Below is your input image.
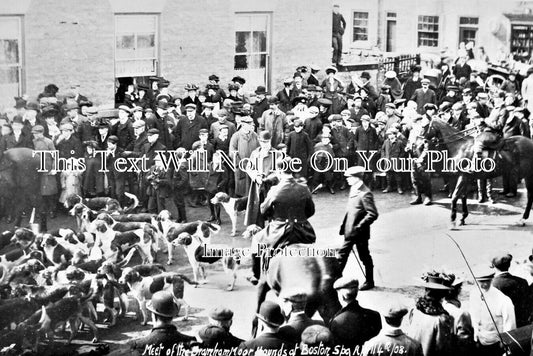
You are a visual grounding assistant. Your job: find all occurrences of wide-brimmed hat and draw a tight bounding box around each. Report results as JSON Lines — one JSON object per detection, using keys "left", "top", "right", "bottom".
{"left": 419, "top": 272, "right": 454, "bottom": 290}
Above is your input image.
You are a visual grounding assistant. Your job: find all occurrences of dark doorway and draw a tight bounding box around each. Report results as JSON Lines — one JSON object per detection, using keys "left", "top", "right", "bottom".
{"left": 387, "top": 20, "right": 397, "bottom": 52}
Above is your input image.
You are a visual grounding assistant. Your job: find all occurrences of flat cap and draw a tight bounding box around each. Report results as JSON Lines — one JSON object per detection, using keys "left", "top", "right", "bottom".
{"left": 31, "top": 125, "right": 45, "bottom": 134}
{"left": 361, "top": 114, "right": 371, "bottom": 122}
{"left": 385, "top": 103, "right": 396, "bottom": 109}
{"left": 328, "top": 114, "right": 342, "bottom": 122}
{"left": 147, "top": 128, "right": 160, "bottom": 135}
{"left": 333, "top": 277, "right": 359, "bottom": 290}
{"left": 325, "top": 66, "right": 337, "bottom": 75}
{"left": 473, "top": 265, "right": 495, "bottom": 280}
{"left": 198, "top": 325, "right": 227, "bottom": 345}
{"left": 199, "top": 128, "right": 209, "bottom": 135}
{"left": 385, "top": 70, "right": 397, "bottom": 79}
{"left": 118, "top": 105, "right": 131, "bottom": 113}
{"left": 317, "top": 98, "right": 332, "bottom": 106}
{"left": 202, "top": 102, "right": 215, "bottom": 108}
{"left": 185, "top": 103, "right": 197, "bottom": 110}
{"left": 108, "top": 135, "right": 119, "bottom": 144}
{"left": 209, "top": 306, "right": 234, "bottom": 321}
{"left": 132, "top": 120, "right": 145, "bottom": 128}
{"left": 240, "top": 116, "right": 253, "bottom": 123}
{"left": 60, "top": 122, "right": 74, "bottom": 131}
{"left": 383, "top": 302, "right": 409, "bottom": 319}
{"left": 300, "top": 325, "right": 334, "bottom": 346}
{"left": 421, "top": 78, "right": 431, "bottom": 84}
{"left": 85, "top": 106, "right": 98, "bottom": 115}
{"left": 340, "top": 109, "right": 351, "bottom": 116}
{"left": 344, "top": 166, "right": 366, "bottom": 177}
{"left": 446, "top": 85, "right": 459, "bottom": 91}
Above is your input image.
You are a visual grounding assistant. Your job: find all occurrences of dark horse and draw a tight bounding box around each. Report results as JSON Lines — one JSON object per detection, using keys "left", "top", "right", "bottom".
{"left": 0, "top": 148, "right": 45, "bottom": 229}
{"left": 245, "top": 226, "right": 341, "bottom": 337}
{"left": 426, "top": 118, "right": 533, "bottom": 227}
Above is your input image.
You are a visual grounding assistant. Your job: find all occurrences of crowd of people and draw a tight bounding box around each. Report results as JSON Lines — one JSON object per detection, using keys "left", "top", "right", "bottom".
{"left": 2, "top": 51, "right": 533, "bottom": 226}
{"left": 2, "top": 47, "right": 533, "bottom": 355}
{"left": 124, "top": 252, "right": 532, "bottom": 356}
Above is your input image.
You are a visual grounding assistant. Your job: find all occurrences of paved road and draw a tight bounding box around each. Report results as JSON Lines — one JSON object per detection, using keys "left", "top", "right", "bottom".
{"left": 2, "top": 179, "right": 532, "bottom": 351}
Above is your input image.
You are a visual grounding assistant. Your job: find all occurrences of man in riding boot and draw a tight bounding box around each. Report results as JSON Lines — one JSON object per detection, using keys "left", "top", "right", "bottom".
{"left": 407, "top": 114, "right": 432, "bottom": 205}
{"left": 338, "top": 166, "right": 379, "bottom": 290}
{"left": 247, "top": 158, "right": 316, "bottom": 285}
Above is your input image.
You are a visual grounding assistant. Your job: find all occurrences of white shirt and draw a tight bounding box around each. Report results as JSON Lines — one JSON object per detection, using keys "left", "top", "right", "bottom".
{"left": 468, "top": 286, "right": 516, "bottom": 345}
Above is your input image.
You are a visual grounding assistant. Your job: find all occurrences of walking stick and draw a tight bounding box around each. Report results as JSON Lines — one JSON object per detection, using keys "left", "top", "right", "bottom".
{"left": 351, "top": 249, "right": 366, "bottom": 278}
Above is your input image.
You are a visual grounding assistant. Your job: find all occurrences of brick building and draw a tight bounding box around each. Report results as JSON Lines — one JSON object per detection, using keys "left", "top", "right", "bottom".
{"left": 0, "top": 0, "right": 331, "bottom": 109}
{"left": 335, "top": 0, "right": 533, "bottom": 62}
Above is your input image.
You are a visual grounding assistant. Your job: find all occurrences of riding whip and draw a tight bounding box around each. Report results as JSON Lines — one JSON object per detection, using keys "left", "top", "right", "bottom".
{"left": 444, "top": 233, "right": 510, "bottom": 354}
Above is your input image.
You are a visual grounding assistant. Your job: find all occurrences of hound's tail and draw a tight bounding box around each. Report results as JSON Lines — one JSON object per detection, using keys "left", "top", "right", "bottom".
{"left": 122, "top": 192, "right": 139, "bottom": 213}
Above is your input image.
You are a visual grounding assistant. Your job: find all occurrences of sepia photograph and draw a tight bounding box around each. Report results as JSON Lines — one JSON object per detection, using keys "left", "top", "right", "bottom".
{"left": 0, "top": 0, "right": 532, "bottom": 355}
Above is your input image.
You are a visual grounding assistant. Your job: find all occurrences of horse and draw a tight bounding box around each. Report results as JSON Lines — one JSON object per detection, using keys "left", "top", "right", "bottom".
{"left": 0, "top": 148, "right": 44, "bottom": 228}
{"left": 243, "top": 225, "right": 341, "bottom": 337}
{"left": 426, "top": 118, "right": 533, "bottom": 227}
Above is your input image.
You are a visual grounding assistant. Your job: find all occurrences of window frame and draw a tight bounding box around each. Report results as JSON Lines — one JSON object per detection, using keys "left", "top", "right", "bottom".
{"left": 352, "top": 11, "right": 370, "bottom": 42}
{"left": 417, "top": 15, "right": 440, "bottom": 48}
{"left": 458, "top": 16, "right": 479, "bottom": 46}
{"left": 114, "top": 14, "right": 159, "bottom": 78}
{"left": 0, "top": 15, "right": 24, "bottom": 101}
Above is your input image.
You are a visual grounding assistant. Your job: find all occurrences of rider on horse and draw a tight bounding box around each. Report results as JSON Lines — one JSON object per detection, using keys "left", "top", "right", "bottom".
{"left": 247, "top": 158, "right": 316, "bottom": 284}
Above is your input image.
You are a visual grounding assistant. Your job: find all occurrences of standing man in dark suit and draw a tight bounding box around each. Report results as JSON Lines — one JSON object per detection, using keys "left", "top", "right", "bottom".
{"left": 411, "top": 79, "right": 437, "bottom": 115}
{"left": 338, "top": 166, "right": 379, "bottom": 290}
{"left": 173, "top": 103, "right": 208, "bottom": 150}
{"left": 332, "top": 4, "right": 346, "bottom": 65}
{"left": 491, "top": 253, "right": 531, "bottom": 327}
{"left": 307, "top": 65, "right": 320, "bottom": 86}
{"left": 330, "top": 277, "right": 382, "bottom": 349}
{"left": 276, "top": 78, "right": 293, "bottom": 113}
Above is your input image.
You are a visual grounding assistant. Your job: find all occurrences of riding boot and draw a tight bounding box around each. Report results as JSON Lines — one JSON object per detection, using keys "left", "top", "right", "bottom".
{"left": 177, "top": 206, "right": 187, "bottom": 223}
{"left": 359, "top": 265, "right": 375, "bottom": 290}
{"left": 246, "top": 253, "right": 260, "bottom": 285}
{"left": 207, "top": 202, "right": 216, "bottom": 222}
{"left": 410, "top": 187, "right": 422, "bottom": 205}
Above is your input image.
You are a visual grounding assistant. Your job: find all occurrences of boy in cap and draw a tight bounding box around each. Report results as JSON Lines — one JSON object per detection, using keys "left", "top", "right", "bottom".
{"left": 128, "top": 291, "right": 195, "bottom": 355}
{"left": 198, "top": 306, "right": 243, "bottom": 349}
{"left": 362, "top": 302, "right": 423, "bottom": 356}
{"left": 330, "top": 277, "right": 382, "bottom": 348}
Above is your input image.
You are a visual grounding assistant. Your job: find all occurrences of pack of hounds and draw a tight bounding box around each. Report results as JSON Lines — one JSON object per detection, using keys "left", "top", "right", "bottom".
{"left": 0, "top": 192, "right": 254, "bottom": 352}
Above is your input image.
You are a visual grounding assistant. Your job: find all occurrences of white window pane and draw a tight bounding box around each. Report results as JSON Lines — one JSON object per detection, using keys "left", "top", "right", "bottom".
{"left": 0, "top": 18, "right": 19, "bottom": 39}
{"left": 249, "top": 15, "right": 267, "bottom": 32}
{"left": 116, "top": 16, "right": 156, "bottom": 33}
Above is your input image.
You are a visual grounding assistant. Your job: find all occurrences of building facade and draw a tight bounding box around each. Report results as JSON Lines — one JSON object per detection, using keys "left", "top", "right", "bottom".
{"left": 336, "top": 0, "right": 533, "bottom": 62}
{"left": 0, "top": 0, "right": 331, "bottom": 108}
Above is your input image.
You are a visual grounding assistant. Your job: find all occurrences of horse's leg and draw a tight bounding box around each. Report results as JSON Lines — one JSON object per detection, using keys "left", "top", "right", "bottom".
{"left": 518, "top": 177, "right": 533, "bottom": 226}
{"left": 460, "top": 177, "right": 469, "bottom": 226}
{"left": 252, "top": 279, "right": 270, "bottom": 338}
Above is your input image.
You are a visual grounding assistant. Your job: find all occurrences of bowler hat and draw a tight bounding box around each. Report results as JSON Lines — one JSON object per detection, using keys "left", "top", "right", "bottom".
{"left": 291, "top": 96, "right": 307, "bottom": 106}
{"left": 360, "top": 71, "right": 371, "bottom": 80}
{"left": 209, "top": 306, "right": 234, "bottom": 321}
{"left": 42, "top": 106, "right": 58, "bottom": 118}
{"left": 333, "top": 277, "right": 359, "bottom": 290}
{"left": 424, "top": 103, "right": 437, "bottom": 111}
{"left": 146, "top": 291, "right": 180, "bottom": 318}
{"left": 12, "top": 116, "right": 24, "bottom": 125}
{"left": 208, "top": 74, "right": 220, "bottom": 82}
{"left": 147, "top": 128, "right": 160, "bottom": 135}
{"left": 411, "top": 64, "right": 422, "bottom": 73}
{"left": 228, "top": 84, "right": 240, "bottom": 91}
{"left": 255, "top": 86, "right": 267, "bottom": 95}
{"left": 257, "top": 301, "right": 284, "bottom": 327}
